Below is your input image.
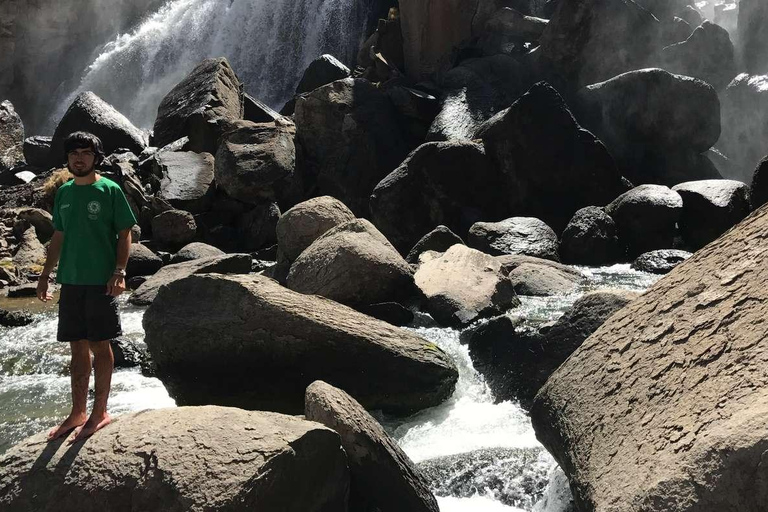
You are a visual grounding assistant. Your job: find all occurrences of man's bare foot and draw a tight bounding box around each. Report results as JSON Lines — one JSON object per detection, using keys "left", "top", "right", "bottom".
{"left": 47, "top": 412, "right": 87, "bottom": 441}
{"left": 68, "top": 413, "right": 111, "bottom": 444}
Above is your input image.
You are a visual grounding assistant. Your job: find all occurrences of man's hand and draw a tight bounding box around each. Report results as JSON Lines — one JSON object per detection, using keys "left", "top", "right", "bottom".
{"left": 106, "top": 274, "right": 126, "bottom": 297}
{"left": 36, "top": 276, "right": 52, "bottom": 302}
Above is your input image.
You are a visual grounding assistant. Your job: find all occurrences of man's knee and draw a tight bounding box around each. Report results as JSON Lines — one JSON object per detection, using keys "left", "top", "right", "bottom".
{"left": 89, "top": 340, "right": 114, "bottom": 361}
{"left": 69, "top": 340, "right": 91, "bottom": 372}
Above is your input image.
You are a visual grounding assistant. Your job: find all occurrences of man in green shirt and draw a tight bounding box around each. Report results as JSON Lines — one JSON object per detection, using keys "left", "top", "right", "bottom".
{"left": 36, "top": 131, "right": 137, "bottom": 443}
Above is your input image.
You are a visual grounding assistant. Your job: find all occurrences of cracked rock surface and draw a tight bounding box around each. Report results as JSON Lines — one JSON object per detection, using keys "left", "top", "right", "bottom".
{"left": 531, "top": 204, "right": 768, "bottom": 511}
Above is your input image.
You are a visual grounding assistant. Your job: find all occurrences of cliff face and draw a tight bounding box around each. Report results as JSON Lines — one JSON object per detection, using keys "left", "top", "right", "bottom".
{"left": 0, "top": 0, "right": 166, "bottom": 134}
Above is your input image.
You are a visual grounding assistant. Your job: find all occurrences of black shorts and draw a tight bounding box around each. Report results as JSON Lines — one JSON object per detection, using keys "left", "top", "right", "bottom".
{"left": 57, "top": 284, "right": 123, "bottom": 342}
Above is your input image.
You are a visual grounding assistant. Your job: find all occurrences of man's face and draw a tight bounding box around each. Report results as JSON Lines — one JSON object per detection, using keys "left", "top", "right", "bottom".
{"left": 67, "top": 148, "right": 97, "bottom": 177}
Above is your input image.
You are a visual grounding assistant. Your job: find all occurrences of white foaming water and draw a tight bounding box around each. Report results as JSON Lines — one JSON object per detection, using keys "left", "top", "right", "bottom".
{"left": 438, "top": 495, "right": 527, "bottom": 512}
{"left": 52, "top": 0, "right": 377, "bottom": 131}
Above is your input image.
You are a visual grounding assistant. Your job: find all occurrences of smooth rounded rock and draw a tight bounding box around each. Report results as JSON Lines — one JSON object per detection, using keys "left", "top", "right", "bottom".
{"left": 631, "top": 249, "right": 692, "bottom": 274}
{"left": 276, "top": 196, "right": 355, "bottom": 262}
{"left": 559, "top": 206, "right": 622, "bottom": 265}
{"left": 468, "top": 217, "right": 559, "bottom": 261}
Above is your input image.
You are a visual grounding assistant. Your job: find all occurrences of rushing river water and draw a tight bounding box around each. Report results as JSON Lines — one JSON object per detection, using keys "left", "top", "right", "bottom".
{"left": 0, "top": 264, "right": 659, "bottom": 511}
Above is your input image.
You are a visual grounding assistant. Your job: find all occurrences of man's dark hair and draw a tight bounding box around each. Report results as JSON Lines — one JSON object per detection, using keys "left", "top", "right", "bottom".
{"left": 63, "top": 131, "right": 105, "bottom": 164}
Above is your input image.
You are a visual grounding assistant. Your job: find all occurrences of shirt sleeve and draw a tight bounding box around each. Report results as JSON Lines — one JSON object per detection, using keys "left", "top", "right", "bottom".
{"left": 113, "top": 185, "right": 138, "bottom": 232}
{"left": 52, "top": 187, "right": 64, "bottom": 232}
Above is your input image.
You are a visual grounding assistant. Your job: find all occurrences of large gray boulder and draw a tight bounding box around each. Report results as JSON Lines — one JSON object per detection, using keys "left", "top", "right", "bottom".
{"left": 152, "top": 58, "right": 244, "bottom": 153}
{"left": 559, "top": 206, "right": 622, "bottom": 265}
{"left": 150, "top": 209, "right": 197, "bottom": 248}
{"left": 631, "top": 249, "right": 692, "bottom": 274}
{"left": 467, "top": 217, "right": 559, "bottom": 261}
{"left": 476, "top": 82, "right": 627, "bottom": 233}
{"left": 296, "top": 54, "right": 351, "bottom": 94}
{"left": 295, "top": 78, "right": 409, "bottom": 216}
{"left": 143, "top": 273, "right": 458, "bottom": 413}
{"left": 22, "top": 136, "right": 51, "bottom": 168}
{"left": 126, "top": 243, "right": 163, "bottom": 278}
{"left": 276, "top": 196, "right": 355, "bottom": 262}
{"left": 154, "top": 151, "right": 215, "bottom": 213}
{"left": 169, "top": 241, "right": 224, "bottom": 264}
{"left": 532, "top": 202, "right": 768, "bottom": 512}
{"left": 214, "top": 120, "right": 296, "bottom": 206}
{"left": 49, "top": 92, "right": 146, "bottom": 168}
{"left": 0, "top": 406, "right": 349, "bottom": 512}
{"left": 14, "top": 207, "right": 53, "bottom": 243}
{"left": 414, "top": 244, "right": 519, "bottom": 327}
{"left": 12, "top": 226, "right": 45, "bottom": 271}
{"left": 606, "top": 185, "right": 683, "bottom": 257}
{"left": 305, "top": 381, "right": 439, "bottom": 512}
{"left": 0, "top": 100, "right": 24, "bottom": 171}
{"left": 128, "top": 253, "right": 251, "bottom": 305}
{"left": 507, "top": 262, "right": 581, "bottom": 296}
{"left": 286, "top": 219, "right": 414, "bottom": 307}
{"left": 672, "top": 179, "right": 751, "bottom": 250}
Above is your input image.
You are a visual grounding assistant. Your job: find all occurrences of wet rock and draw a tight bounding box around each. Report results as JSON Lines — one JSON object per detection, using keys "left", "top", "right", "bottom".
{"left": 370, "top": 140, "right": 504, "bottom": 253}
{"left": 0, "top": 406, "right": 349, "bottom": 512}
{"left": 750, "top": 156, "right": 768, "bottom": 210}
{"left": 468, "top": 217, "right": 559, "bottom": 261}
{"left": 128, "top": 253, "right": 251, "bottom": 306}
{"left": 144, "top": 273, "right": 458, "bottom": 414}
{"left": 126, "top": 243, "right": 163, "bottom": 279}
{"left": 737, "top": 0, "right": 768, "bottom": 75}
{"left": 153, "top": 57, "right": 243, "bottom": 153}
{"left": 286, "top": 219, "right": 414, "bottom": 307}
{"left": 658, "top": 21, "right": 737, "bottom": 91}
{"left": 414, "top": 244, "right": 519, "bottom": 327}
{"left": 276, "top": 196, "right": 355, "bottom": 262}
{"left": 110, "top": 336, "right": 146, "bottom": 368}
{"left": 357, "top": 302, "right": 414, "bottom": 327}
{"left": 559, "top": 206, "right": 622, "bottom": 265}
{"left": 214, "top": 121, "right": 296, "bottom": 206}
{"left": 0, "top": 100, "right": 24, "bottom": 171}
{"left": 154, "top": 151, "right": 215, "bottom": 214}
{"left": 508, "top": 262, "right": 580, "bottom": 296}
{"left": 305, "top": 380, "right": 439, "bottom": 512}
{"left": 296, "top": 54, "right": 351, "bottom": 94}
{"left": 476, "top": 82, "right": 627, "bottom": 233}
{"left": 235, "top": 201, "right": 279, "bottom": 252}
{"left": 49, "top": 92, "right": 146, "bottom": 168}
{"left": 406, "top": 226, "right": 464, "bottom": 264}
{"left": 631, "top": 249, "right": 692, "bottom": 274}
{"left": 295, "top": 78, "right": 408, "bottom": 216}
{"left": 672, "top": 179, "right": 750, "bottom": 250}
{"left": 126, "top": 276, "right": 146, "bottom": 291}
{"left": 606, "top": 185, "right": 683, "bottom": 257}
{"left": 0, "top": 308, "right": 33, "bottom": 327}
{"left": 531, "top": 195, "right": 768, "bottom": 512}
{"left": 150, "top": 209, "right": 197, "bottom": 248}
{"left": 6, "top": 283, "right": 37, "bottom": 298}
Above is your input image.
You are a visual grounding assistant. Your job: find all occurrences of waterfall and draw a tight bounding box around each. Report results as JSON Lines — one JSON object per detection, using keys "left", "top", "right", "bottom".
{"left": 51, "top": 0, "right": 378, "bottom": 132}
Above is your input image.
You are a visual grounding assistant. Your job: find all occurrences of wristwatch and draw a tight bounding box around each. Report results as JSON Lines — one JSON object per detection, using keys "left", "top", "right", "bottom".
{"left": 113, "top": 268, "right": 127, "bottom": 277}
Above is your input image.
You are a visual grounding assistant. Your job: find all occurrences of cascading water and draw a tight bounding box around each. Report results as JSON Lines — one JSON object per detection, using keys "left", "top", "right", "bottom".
{"left": 51, "top": 0, "right": 379, "bottom": 132}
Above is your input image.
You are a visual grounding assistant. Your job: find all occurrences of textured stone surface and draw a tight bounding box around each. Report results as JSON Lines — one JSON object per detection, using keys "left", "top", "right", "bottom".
{"left": 532, "top": 204, "right": 768, "bottom": 512}
{"left": 169, "top": 241, "right": 224, "bottom": 264}
{"left": 150, "top": 209, "right": 197, "bottom": 247}
{"left": 631, "top": 249, "right": 692, "bottom": 275}
{"left": 559, "top": 206, "right": 622, "bottom": 265}
{"left": 751, "top": 156, "right": 768, "bottom": 210}
{"left": 406, "top": 225, "right": 464, "bottom": 264}
{"left": 0, "top": 406, "right": 350, "bottom": 512}
{"left": 126, "top": 243, "right": 163, "bottom": 278}
{"left": 305, "top": 381, "right": 439, "bottom": 512}
{"left": 0, "top": 100, "right": 24, "bottom": 171}
{"left": 468, "top": 217, "right": 559, "bottom": 261}
{"left": 154, "top": 151, "right": 215, "bottom": 213}
{"left": 296, "top": 54, "right": 351, "bottom": 94}
{"left": 507, "top": 262, "right": 581, "bottom": 296}
{"left": 143, "top": 273, "right": 458, "bottom": 413}
{"left": 11, "top": 226, "right": 44, "bottom": 271}
{"left": 276, "top": 196, "right": 355, "bottom": 262}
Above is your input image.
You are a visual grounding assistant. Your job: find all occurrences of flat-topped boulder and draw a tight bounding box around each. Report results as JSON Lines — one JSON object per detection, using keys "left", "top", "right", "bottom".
{"left": 532, "top": 203, "right": 768, "bottom": 511}
{"left": 154, "top": 151, "right": 215, "bottom": 213}
{"left": 0, "top": 406, "right": 349, "bottom": 512}
{"left": 143, "top": 273, "right": 458, "bottom": 414}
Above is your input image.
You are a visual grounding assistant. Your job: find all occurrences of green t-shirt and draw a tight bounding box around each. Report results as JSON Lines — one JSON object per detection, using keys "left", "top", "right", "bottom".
{"left": 52, "top": 177, "right": 137, "bottom": 285}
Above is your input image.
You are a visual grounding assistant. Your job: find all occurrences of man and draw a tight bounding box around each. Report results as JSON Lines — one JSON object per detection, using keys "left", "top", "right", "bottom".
{"left": 36, "top": 131, "right": 137, "bottom": 443}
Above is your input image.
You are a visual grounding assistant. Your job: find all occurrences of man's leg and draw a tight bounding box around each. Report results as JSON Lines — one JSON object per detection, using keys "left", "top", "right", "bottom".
{"left": 70, "top": 340, "right": 113, "bottom": 442}
{"left": 47, "top": 341, "right": 90, "bottom": 440}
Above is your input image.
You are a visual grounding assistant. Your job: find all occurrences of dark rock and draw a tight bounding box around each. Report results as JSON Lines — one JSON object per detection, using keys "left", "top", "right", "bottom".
{"left": 235, "top": 202, "right": 279, "bottom": 252}
{"left": 214, "top": 120, "right": 296, "bottom": 206}
{"left": 631, "top": 249, "right": 692, "bottom": 274}
{"left": 0, "top": 100, "right": 25, "bottom": 171}
{"left": 385, "top": 85, "right": 440, "bottom": 145}
{"left": 560, "top": 206, "right": 622, "bottom": 265}
{"left": 154, "top": 151, "right": 215, "bottom": 213}
{"left": 126, "top": 275, "right": 146, "bottom": 290}
{"left": 606, "top": 185, "right": 683, "bottom": 257}
{"left": 484, "top": 7, "right": 548, "bottom": 42}
{"left": 468, "top": 217, "right": 559, "bottom": 261}
{"left": 0, "top": 308, "right": 33, "bottom": 327}
{"left": 7, "top": 283, "right": 37, "bottom": 298}
{"left": 305, "top": 380, "right": 439, "bottom": 512}
{"left": 129, "top": 253, "right": 252, "bottom": 306}
{"left": 126, "top": 243, "right": 163, "bottom": 278}
{"left": 243, "top": 93, "right": 282, "bottom": 123}
{"left": 152, "top": 58, "right": 244, "bottom": 153}
{"left": 537, "top": 0, "right": 661, "bottom": 86}
{"left": 296, "top": 54, "right": 351, "bottom": 94}
{"left": 150, "top": 209, "right": 197, "bottom": 248}
{"left": 49, "top": 92, "right": 146, "bottom": 168}
{"left": 286, "top": 219, "right": 414, "bottom": 307}
{"left": 406, "top": 226, "right": 464, "bottom": 264}
{"left": 370, "top": 140, "right": 505, "bottom": 254}
{"left": 658, "top": 21, "right": 737, "bottom": 91}
{"left": 358, "top": 302, "right": 414, "bottom": 327}
{"left": 750, "top": 156, "right": 768, "bottom": 210}
{"left": 0, "top": 407, "right": 349, "bottom": 512}
{"left": 14, "top": 208, "right": 53, "bottom": 244}
{"left": 295, "top": 78, "right": 409, "bottom": 216}
{"left": 143, "top": 273, "right": 458, "bottom": 414}
{"left": 276, "top": 196, "right": 355, "bottom": 262}
{"left": 414, "top": 244, "right": 520, "bottom": 327}
{"left": 738, "top": 0, "right": 768, "bottom": 75}
{"left": 672, "top": 179, "right": 751, "bottom": 250}
{"left": 477, "top": 82, "right": 627, "bottom": 233}
{"left": 508, "top": 262, "right": 581, "bottom": 296}
{"left": 110, "top": 336, "right": 146, "bottom": 368}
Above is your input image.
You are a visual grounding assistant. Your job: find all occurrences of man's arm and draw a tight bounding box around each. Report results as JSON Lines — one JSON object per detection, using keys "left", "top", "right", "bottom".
{"left": 106, "top": 228, "right": 131, "bottom": 296}
{"left": 37, "top": 230, "right": 64, "bottom": 302}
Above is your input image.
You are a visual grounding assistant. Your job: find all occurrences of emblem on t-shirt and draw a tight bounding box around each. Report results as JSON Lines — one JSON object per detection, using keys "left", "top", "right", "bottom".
{"left": 87, "top": 201, "right": 102, "bottom": 215}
